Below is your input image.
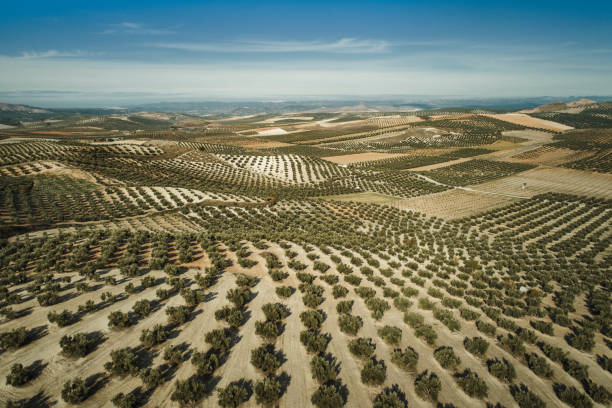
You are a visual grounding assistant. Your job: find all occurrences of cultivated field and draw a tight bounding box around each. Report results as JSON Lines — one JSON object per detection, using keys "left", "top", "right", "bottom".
{"left": 0, "top": 103, "right": 610, "bottom": 408}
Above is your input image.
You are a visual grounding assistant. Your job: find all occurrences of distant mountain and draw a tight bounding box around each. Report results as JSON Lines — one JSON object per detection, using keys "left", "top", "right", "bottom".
{"left": 0, "top": 103, "right": 49, "bottom": 113}
{"left": 519, "top": 98, "right": 598, "bottom": 114}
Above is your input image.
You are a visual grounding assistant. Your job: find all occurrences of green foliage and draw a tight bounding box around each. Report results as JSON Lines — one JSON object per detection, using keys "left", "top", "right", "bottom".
{"left": 348, "top": 337, "right": 376, "bottom": 359}
{"left": 60, "top": 333, "right": 94, "bottom": 357}
{"left": 311, "top": 382, "right": 345, "bottom": 408}
{"left": 487, "top": 358, "right": 517, "bottom": 383}
{"left": 455, "top": 369, "right": 488, "bottom": 399}
{"left": 217, "top": 382, "right": 250, "bottom": 408}
{"left": 171, "top": 376, "right": 207, "bottom": 407}
{"left": 205, "top": 329, "right": 232, "bottom": 353}
{"left": 338, "top": 314, "right": 363, "bottom": 335}
{"left": 391, "top": 347, "right": 419, "bottom": 371}
{"left": 191, "top": 350, "right": 220, "bottom": 376}
{"left": 464, "top": 337, "right": 489, "bottom": 356}
{"left": 104, "top": 348, "right": 139, "bottom": 376}
{"left": 251, "top": 344, "right": 281, "bottom": 374}
{"left": 361, "top": 358, "right": 387, "bottom": 386}
{"left": 300, "top": 330, "right": 329, "bottom": 354}
{"left": 254, "top": 375, "right": 283, "bottom": 405}
{"left": 6, "top": 363, "right": 31, "bottom": 386}
{"left": 433, "top": 347, "right": 461, "bottom": 370}
{"left": 510, "top": 384, "right": 547, "bottom": 408}
{"left": 310, "top": 354, "right": 339, "bottom": 384}
{"left": 61, "top": 377, "right": 89, "bottom": 404}
{"left": 414, "top": 371, "right": 442, "bottom": 401}
{"left": 300, "top": 309, "right": 325, "bottom": 330}
{"left": 336, "top": 300, "right": 353, "bottom": 314}
{"left": 378, "top": 326, "right": 402, "bottom": 345}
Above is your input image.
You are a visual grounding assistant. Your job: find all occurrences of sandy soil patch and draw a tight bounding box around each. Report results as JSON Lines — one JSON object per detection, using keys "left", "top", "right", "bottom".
{"left": 258, "top": 116, "right": 314, "bottom": 124}
{"left": 409, "top": 157, "right": 474, "bottom": 171}
{"left": 395, "top": 189, "right": 518, "bottom": 219}
{"left": 469, "top": 166, "right": 612, "bottom": 199}
{"left": 255, "top": 128, "right": 288, "bottom": 136}
{"left": 322, "top": 152, "right": 409, "bottom": 165}
{"left": 323, "top": 191, "right": 400, "bottom": 205}
{"left": 242, "top": 141, "right": 294, "bottom": 149}
{"left": 502, "top": 129, "right": 554, "bottom": 144}
{"left": 483, "top": 113, "right": 573, "bottom": 132}
{"left": 505, "top": 146, "right": 594, "bottom": 166}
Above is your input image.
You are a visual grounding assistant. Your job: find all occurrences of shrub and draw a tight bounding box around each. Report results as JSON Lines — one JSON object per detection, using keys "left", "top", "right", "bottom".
{"left": 251, "top": 344, "right": 281, "bottom": 374}
{"left": 355, "top": 287, "right": 376, "bottom": 299}
{"left": 391, "top": 347, "right": 419, "bottom": 371}
{"left": 300, "top": 310, "right": 324, "bottom": 330}
{"left": 336, "top": 300, "right": 353, "bottom": 314}
{"left": 566, "top": 328, "right": 595, "bottom": 352}
{"left": 393, "top": 297, "right": 412, "bottom": 312}
{"left": 236, "top": 274, "right": 255, "bottom": 288}
{"left": 525, "top": 353, "right": 553, "bottom": 378}
{"left": 414, "top": 371, "right": 441, "bottom": 401}
{"left": 418, "top": 297, "right": 436, "bottom": 310}
{"left": 217, "top": 382, "right": 249, "bottom": 408}
{"left": 269, "top": 269, "right": 288, "bottom": 281}
{"left": 562, "top": 359, "right": 589, "bottom": 382}
{"left": 344, "top": 275, "right": 362, "bottom": 286}
{"left": 476, "top": 320, "right": 496, "bottom": 336}
{"left": 303, "top": 292, "right": 324, "bottom": 308}
{"left": 6, "top": 363, "right": 31, "bottom": 386}
{"left": 140, "top": 324, "right": 169, "bottom": 347}
{"left": 583, "top": 380, "right": 610, "bottom": 404}
{"left": 275, "top": 285, "right": 293, "bottom": 298}
{"left": 487, "top": 358, "right": 516, "bottom": 383}
{"left": 499, "top": 335, "right": 525, "bottom": 356}
{"left": 108, "top": 311, "right": 132, "bottom": 329}
{"left": 434, "top": 347, "right": 461, "bottom": 370}
{"left": 205, "top": 329, "right": 232, "bottom": 353}
{"left": 226, "top": 288, "right": 251, "bottom": 308}
{"left": 464, "top": 337, "right": 488, "bottom": 357}
{"left": 460, "top": 308, "right": 480, "bottom": 321}
{"left": 105, "top": 348, "right": 139, "bottom": 376}
{"left": 455, "top": 369, "right": 488, "bottom": 399}
{"left": 139, "top": 367, "right": 164, "bottom": 389}
{"left": 191, "top": 350, "right": 220, "bottom": 376}
{"left": 378, "top": 326, "right": 402, "bottom": 345}
{"left": 171, "top": 376, "right": 207, "bottom": 407}
{"left": 404, "top": 312, "right": 424, "bottom": 328}
{"left": 310, "top": 354, "right": 339, "bottom": 384}
{"left": 311, "top": 382, "right": 344, "bottom": 408}
{"left": 163, "top": 345, "right": 184, "bottom": 366}
{"left": 433, "top": 308, "right": 461, "bottom": 331}
{"left": 365, "top": 298, "right": 391, "bottom": 320}
{"left": 373, "top": 385, "right": 408, "bottom": 408}
{"left": 554, "top": 384, "right": 593, "bottom": 408}
{"left": 338, "top": 314, "right": 362, "bottom": 335}
{"left": 255, "top": 320, "right": 280, "bottom": 342}
{"left": 300, "top": 330, "right": 329, "bottom": 354}
{"left": 348, "top": 337, "right": 376, "bottom": 359}
{"left": 530, "top": 320, "right": 554, "bottom": 336}
{"left": 0, "top": 327, "right": 29, "bottom": 350}
{"left": 361, "top": 359, "right": 386, "bottom": 386}
{"left": 539, "top": 342, "right": 568, "bottom": 362}
{"left": 166, "top": 306, "right": 191, "bottom": 325}
{"left": 254, "top": 376, "right": 282, "bottom": 405}
{"left": 510, "top": 384, "right": 546, "bottom": 408}
{"left": 332, "top": 285, "right": 348, "bottom": 298}
{"left": 61, "top": 377, "right": 89, "bottom": 404}
{"left": 60, "top": 333, "right": 94, "bottom": 357}
{"left": 262, "top": 303, "right": 289, "bottom": 322}
{"left": 47, "top": 310, "right": 76, "bottom": 327}
{"left": 37, "top": 291, "right": 59, "bottom": 306}
{"left": 415, "top": 325, "right": 437, "bottom": 345}
{"left": 111, "top": 392, "right": 138, "bottom": 408}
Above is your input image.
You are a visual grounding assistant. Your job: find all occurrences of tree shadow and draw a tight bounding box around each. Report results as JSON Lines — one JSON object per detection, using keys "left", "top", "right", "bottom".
{"left": 85, "top": 372, "right": 109, "bottom": 397}
{"left": 6, "top": 390, "right": 56, "bottom": 408}
{"left": 28, "top": 359, "right": 48, "bottom": 381}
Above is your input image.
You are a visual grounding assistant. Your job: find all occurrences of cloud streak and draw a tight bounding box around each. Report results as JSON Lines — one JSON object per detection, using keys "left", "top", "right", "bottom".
{"left": 149, "top": 38, "right": 391, "bottom": 54}
{"left": 102, "top": 22, "right": 175, "bottom": 35}
{"left": 17, "top": 50, "right": 102, "bottom": 59}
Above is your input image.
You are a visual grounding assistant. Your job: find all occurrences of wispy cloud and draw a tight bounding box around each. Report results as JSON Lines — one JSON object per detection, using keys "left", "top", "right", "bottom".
{"left": 149, "top": 38, "right": 390, "bottom": 54}
{"left": 102, "top": 22, "right": 176, "bottom": 35}
{"left": 17, "top": 50, "right": 103, "bottom": 59}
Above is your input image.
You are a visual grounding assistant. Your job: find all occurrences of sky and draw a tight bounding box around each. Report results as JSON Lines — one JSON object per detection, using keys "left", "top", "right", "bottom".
{"left": 1, "top": 0, "right": 612, "bottom": 106}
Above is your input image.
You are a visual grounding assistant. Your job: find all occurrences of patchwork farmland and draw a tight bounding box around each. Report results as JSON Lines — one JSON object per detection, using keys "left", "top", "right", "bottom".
{"left": 0, "top": 101, "right": 611, "bottom": 408}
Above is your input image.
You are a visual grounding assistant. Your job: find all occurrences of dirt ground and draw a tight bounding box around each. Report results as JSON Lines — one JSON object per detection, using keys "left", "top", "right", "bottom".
{"left": 469, "top": 166, "right": 612, "bottom": 199}
{"left": 322, "top": 152, "right": 410, "bottom": 165}
{"left": 483, "top": 114, "right": 573, "bottom": 132}
{"left": 504, "top": 146, "right": 594, "bottom": 166}
{"left": 394, "top": 189, "right": 519, "bottom": 219}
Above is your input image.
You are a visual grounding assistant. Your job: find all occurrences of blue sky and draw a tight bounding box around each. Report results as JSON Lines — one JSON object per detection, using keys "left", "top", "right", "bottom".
{"left": 1, "top": 0, "right": 611, "bottom": 106}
